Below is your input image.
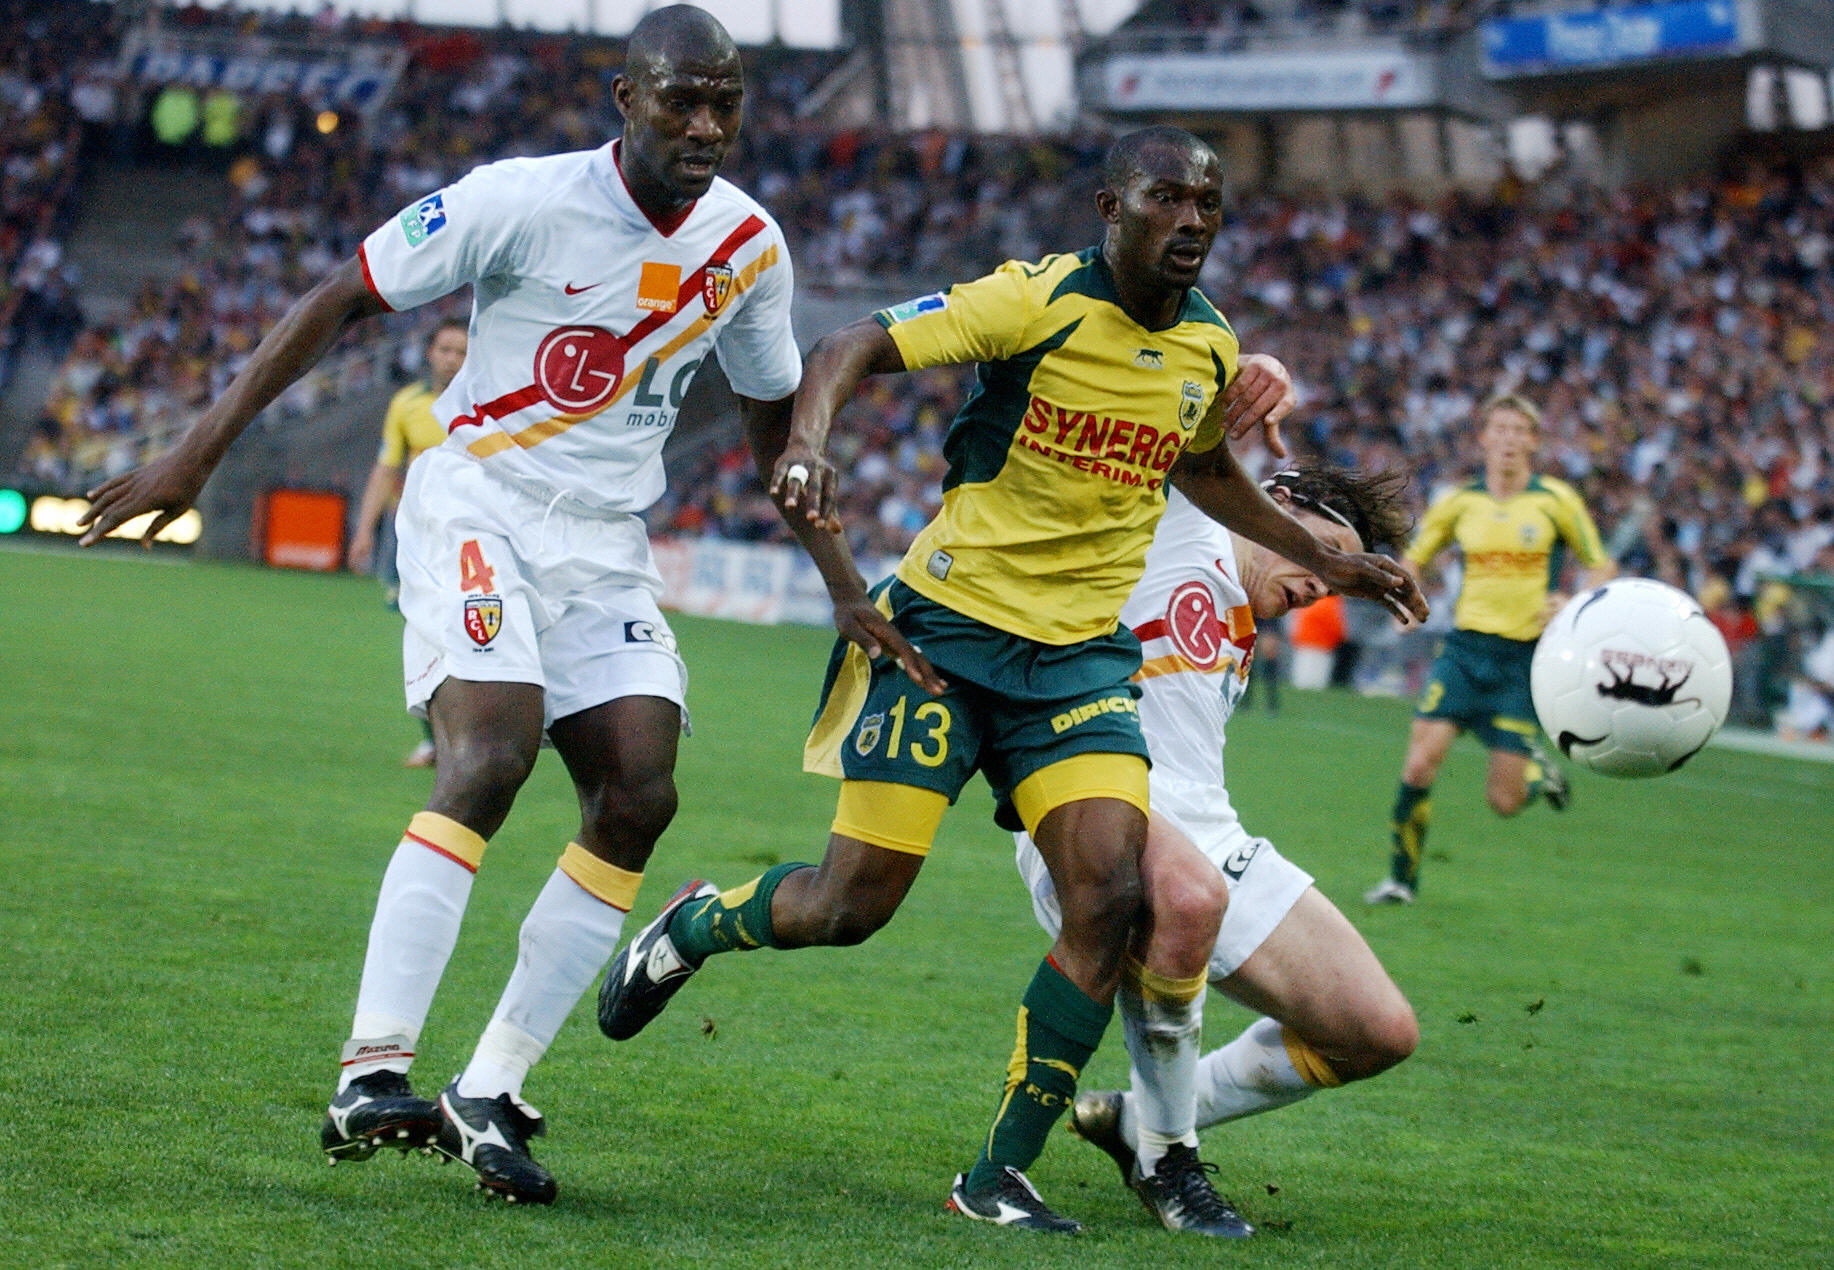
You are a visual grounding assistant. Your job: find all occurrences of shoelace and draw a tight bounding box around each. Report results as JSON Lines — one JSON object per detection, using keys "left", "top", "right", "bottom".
{"left": 1159, "top": 1149, "right": 1240, "bottom": 1221}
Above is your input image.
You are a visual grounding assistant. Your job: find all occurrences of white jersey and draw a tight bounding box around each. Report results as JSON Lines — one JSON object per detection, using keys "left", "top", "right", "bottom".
{"left": 1126, "top": 486, "right": 1258, "bottom": 835}
{"left": 1018, "top": 488, "right": 1314, "bottom": 980}
{"left": 360, "top": 140, "right": 801, "bottom": 515}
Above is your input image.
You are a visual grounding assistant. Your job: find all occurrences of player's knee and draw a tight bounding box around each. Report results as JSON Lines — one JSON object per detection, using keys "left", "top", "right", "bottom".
{"left": 437, "top": 733, "right": 538, "bottom": 804}
{"left": 1402, "top": 754, "right": 1440, "bottom": 787}
{"left": 1062, "top": 864, "right": 1144, "bottom": 954}
{"left": 1333, "top": 997, "right": 1419, "bottom": 1081}
{"left": 1151, "top": 859, "right": 1226, "bottom": 951}
{"left": 814, "top": 892, "right": 897, "bottom": 946}
{"left": 1487, "top": 786, "right": 1526, "bottom": 817}
{"left": 580, "top": 772, "right": 678, "bottom": 849}
{"left": 1362, "top": 998, "right": 1419, "bottom": 1074}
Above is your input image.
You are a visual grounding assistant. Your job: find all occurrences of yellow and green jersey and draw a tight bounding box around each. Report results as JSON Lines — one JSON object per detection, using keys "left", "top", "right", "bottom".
{"left": 876, "top": 248, "right": 1239, "bottom": 645}
{"left": 1406, "top": 474, "right": 1607, "bottom": 641}
{"left": 378, "top": 380, "right": 447, "bottom": 470}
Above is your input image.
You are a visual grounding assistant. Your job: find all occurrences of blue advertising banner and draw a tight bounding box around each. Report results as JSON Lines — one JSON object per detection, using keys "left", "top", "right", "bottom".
{"left": 1481, "top": 0, "right": 1744, "bottom": 77}
{"left": 130, "top": 46, "right": 399, "bottom": 109}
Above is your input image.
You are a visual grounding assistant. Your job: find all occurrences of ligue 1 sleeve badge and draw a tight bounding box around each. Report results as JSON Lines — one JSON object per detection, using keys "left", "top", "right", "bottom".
{"left": 464, "top": 595, "right": 503, "bottom": 647}
{"left": 702, "top": 263, "right": 734, "bottom": 316}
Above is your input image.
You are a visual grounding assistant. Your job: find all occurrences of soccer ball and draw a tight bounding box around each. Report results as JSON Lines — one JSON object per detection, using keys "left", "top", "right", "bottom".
{"left": 1530, "top": 579, "right": 1732, "bottom": 778}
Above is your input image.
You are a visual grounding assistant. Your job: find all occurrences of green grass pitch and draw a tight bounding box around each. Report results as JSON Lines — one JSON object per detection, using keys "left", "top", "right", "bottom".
{"left": 2, "top": 544, "right": 1829, "bottom": 1268}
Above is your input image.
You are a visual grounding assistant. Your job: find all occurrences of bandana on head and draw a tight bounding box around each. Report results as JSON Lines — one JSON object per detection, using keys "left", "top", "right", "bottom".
{"left": 1260, "top": 470, "right": 1361, "bottom": 545}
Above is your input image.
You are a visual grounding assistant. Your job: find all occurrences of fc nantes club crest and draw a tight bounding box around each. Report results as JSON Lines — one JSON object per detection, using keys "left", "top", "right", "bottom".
{"left": 1179, "top": 381, "right": 1205, "bottom": 430}
{"left": 854, "top": 711, "right": 884, "bottom": 757}
{"left": 702, "top": 263, "right": 734, "bottom": 316}
{"left": 464, "top": 595, "right": 502, "bottom": 647}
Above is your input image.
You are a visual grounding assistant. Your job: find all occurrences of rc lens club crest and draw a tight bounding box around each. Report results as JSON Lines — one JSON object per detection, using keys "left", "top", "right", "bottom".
{"left": 464, "top": 595, "right": 503, "bottom": 646}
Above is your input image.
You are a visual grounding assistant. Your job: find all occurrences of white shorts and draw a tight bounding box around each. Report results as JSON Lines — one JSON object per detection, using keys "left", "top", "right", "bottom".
{"left": 396, "top": 447, "right": 689, "bottom": 729}
{"left": 1014, "top": 787, "right": 1313, "bottom": 982}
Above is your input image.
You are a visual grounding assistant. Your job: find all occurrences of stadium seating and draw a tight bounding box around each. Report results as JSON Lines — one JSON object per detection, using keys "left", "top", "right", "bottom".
{"left": 5, "top": 3, "right": 1830, "bottom": 735}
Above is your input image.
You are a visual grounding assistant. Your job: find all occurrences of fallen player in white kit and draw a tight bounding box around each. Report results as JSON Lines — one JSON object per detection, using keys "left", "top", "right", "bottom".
{"left": 1016, "top": 467, "right": 1421, "bottom": 1238}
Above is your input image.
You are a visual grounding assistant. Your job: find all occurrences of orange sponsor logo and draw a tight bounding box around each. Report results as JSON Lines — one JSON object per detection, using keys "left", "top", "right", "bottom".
{"left": 636, "top": 261, "right": 681, "bottom": 313}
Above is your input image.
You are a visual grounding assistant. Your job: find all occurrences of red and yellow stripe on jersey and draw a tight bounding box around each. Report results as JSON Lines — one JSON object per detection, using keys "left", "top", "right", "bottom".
{"left": 878, "top": 248, "right": 1239, "bottom": 646}
{"left": 460, "top": 216, "right": 777, "bottom": 457}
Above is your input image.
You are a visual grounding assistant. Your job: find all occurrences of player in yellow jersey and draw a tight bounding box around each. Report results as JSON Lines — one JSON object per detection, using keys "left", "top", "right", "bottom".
{"left": 598, "top": 127, "right": 1428, "bottom": 1234}
{"left": 1366, "top": 393, "right": 1614, "bottom": 905}
{"left": 348, "top": 320, "right": 467, "bottom": 765}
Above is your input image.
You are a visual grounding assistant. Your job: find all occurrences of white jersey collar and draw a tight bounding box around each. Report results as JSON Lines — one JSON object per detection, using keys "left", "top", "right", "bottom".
{"left": 597, "top": 138, "right": 699, "bottom": 239}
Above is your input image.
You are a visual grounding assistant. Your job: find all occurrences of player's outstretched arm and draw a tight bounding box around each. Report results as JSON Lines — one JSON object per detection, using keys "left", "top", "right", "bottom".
{"left": 1173, "top": 440, "right": 1428, "bottom": 624}
{"left": 740, "top": 391, "right": 944, "bottom": 696}
{"left": 79, "top": 257, "right": 388, "bottom": 546}
{"left": 768, "top": 318, "right": 907, "bottom": 530}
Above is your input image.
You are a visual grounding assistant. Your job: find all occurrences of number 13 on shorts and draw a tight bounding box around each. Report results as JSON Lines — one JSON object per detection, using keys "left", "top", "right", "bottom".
{"left": 852, "top": 688, "right": 954, "bottom": 770}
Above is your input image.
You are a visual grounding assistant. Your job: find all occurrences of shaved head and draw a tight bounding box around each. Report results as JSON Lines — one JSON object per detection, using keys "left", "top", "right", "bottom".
{"left": 1101, "top": 126, "right": 1217, "bottom": 192}
{"left": 613, "top": 4, "right": 745, "bottom": 209}
{"left": 625, "top": 4, "right": 740, "bottom": 83}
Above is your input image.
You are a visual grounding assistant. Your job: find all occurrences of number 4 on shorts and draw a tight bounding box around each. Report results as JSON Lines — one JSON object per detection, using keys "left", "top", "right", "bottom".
{"left": 459, "top": 539, "right": 497, "bottom": 594}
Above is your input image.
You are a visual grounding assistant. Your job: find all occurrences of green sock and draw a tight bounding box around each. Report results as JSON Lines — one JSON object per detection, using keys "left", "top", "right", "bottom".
{"left": 1523, "top": 758, "right": 1546, "bottom": 805}
{"left": 1389, "top": 782, "right": 1431, "bottom": 889}
{"left": 964, "top": 957, "right": 1112, "bottom": 1193}
{"left": 667, "top": 862, "right": 808, "bottom": 964}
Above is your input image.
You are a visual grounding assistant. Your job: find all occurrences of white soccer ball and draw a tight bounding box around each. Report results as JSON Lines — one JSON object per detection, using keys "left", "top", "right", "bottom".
{"left": 1530, "top": 579, "right": 1733, "bottom": 778}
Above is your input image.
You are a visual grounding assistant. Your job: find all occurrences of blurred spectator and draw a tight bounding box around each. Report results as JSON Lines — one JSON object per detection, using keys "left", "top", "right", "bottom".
{"left": 0, "top": 0, "right": 99, "bottom": 387}
{"left": 1777, "top": 622, "right": 1834, "bottom": 741}
{"left": 1288, "top": 592, "right": 1346, "bottom": 689}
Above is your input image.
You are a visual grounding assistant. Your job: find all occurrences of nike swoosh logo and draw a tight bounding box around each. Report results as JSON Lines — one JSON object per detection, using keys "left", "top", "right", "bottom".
{"left": 564, "top": 282, "right": 600, "bottom": 295}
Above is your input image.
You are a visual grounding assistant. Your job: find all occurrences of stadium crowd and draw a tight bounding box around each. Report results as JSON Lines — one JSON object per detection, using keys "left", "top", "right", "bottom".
{"left": 1108, "top": 0, "right": 1486, "bottom": 48}
{"left": 660, "top": 157, "right": 1834, "bottom": 729}
{"left": 0, "top": 0, "right": 105, "bottom": 395}
{"left": 9, "top": 3, "right": 1834, "bottom": 734}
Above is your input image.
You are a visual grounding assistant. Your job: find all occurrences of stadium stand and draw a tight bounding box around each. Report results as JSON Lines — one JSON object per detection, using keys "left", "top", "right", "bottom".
{"left": 0, "top": 0, "right": 109, "bottom": 399}
{"left": 4, "top": 2, "right": 1831, "bottom": 735}
{"left": 1102, "top": 0, "right": 1482, "bottom": 49}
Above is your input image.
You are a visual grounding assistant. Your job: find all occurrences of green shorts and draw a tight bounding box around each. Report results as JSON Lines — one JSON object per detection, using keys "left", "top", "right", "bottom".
{"left": 804, "top": 579, "right": 1150, "bottom": 831}
{"left": 1416, "top": 628, "right": 1540, "bottom": 755}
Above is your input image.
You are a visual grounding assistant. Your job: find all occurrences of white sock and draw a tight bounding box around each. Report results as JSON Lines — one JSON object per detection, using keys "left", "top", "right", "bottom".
{"left": 455, "top": 869, "right": 627, "bottom": 1100}
{"left": 1119, "top": 979, "right": 1204, "bottom": 1178}
{"left": 339, "top": 839, "right": 476, "bottom": 1092}
{"left": 1193, "top": 1015, "right": 1317, "bottom": 1128}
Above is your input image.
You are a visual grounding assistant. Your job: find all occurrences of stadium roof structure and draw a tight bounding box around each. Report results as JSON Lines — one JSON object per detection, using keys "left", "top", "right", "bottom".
{"left": 176, "top": 0, "right": 1150, "bottom": 129}
{"left": 179, "top": 0, "right": 846, "bottom": 47}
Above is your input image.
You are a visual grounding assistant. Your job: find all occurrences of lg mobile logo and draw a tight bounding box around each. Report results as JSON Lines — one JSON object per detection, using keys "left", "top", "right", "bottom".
{"left": 534, "top": 327, "right": 702, "bottom": 417}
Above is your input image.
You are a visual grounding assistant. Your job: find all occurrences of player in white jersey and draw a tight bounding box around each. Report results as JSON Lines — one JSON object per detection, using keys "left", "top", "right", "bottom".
{"left": 1016, "top": 466, "right": 1421, "bottom": 1238}
{"left": 76, "top": 6, "right": 883, "bottom": 1206}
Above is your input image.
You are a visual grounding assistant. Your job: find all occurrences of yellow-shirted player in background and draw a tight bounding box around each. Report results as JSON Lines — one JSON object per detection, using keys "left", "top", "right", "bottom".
{"left": 598, "top": 127, "right": 1427, "bottom": 1234}
{"left": 1366, "top": 393, "right": 1614, "bottom": 905}
{"left": 348, "top": 320, "right": 466, "bottom": 766}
